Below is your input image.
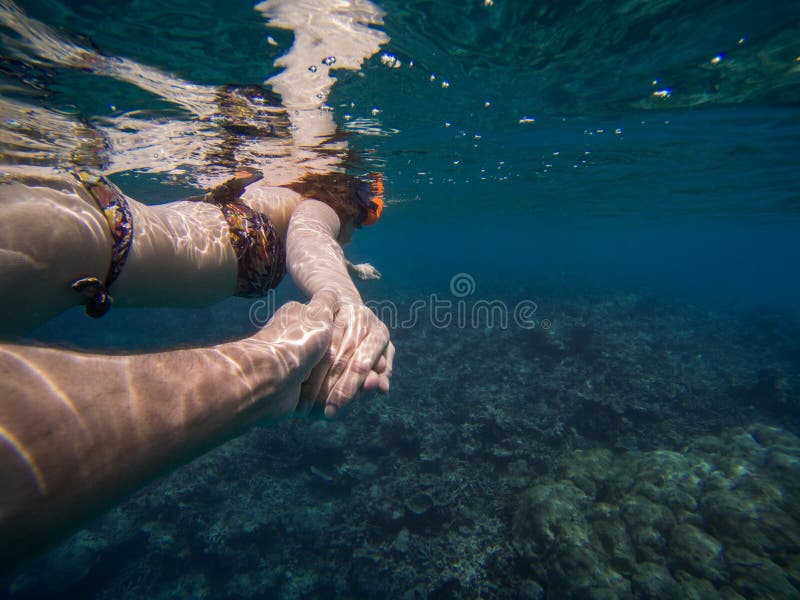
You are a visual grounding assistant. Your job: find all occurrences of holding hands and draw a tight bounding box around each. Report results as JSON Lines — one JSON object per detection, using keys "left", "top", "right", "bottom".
{"left": 286, "top": 199, "right": 395, "bottom": 418}
{"left": 299, "top": 297, "right": 394, "bottom": 417}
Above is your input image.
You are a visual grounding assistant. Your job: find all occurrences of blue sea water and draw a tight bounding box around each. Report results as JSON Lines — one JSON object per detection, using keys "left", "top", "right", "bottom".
{"left": 2, "top": 0, "right": 800, "bottom": 597}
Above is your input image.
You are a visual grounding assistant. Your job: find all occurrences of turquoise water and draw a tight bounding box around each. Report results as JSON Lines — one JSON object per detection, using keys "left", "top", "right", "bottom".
{"left": 3, "top": 0, "right": 800, "bottom": 597}
{"left": 5, "top": 0, "right": 800, "bottom": 315}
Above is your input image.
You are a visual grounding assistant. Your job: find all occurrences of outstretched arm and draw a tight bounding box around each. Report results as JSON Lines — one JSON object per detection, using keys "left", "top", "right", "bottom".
{"left": 286, "top": 199, "right": 361, "bottom": 302}
{"left": 0, "top": 293, "right": 334, "bottom": 570}
{"left": 286, "top": 200, "right": 393, "bottom": 416}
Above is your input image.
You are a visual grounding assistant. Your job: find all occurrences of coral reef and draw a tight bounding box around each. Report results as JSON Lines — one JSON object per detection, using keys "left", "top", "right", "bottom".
{"left": 512, "top": 425, "right": 800, "bottom": 598}
{"left": 3, "top": 289, "right": 799, "bottom": 598}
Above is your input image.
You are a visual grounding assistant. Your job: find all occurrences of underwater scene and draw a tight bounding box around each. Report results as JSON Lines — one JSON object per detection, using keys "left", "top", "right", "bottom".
{"left": 2, "top": 0, "right": 800, "bottom": 597}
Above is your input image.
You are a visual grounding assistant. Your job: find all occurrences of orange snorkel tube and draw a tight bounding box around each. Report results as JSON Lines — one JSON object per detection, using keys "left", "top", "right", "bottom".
{"left": 356, "top": 172, "right": 384, "bottom": 227}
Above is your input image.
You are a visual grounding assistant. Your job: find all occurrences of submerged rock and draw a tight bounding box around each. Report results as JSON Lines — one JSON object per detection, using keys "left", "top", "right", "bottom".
{"left": 631, "top": 562, "right": 682, "bottom": 599}
{"left": 726, "top": 546, "right": 800, "bottom": 600}
{"left": 512, "top": 424, "right": 800, "bottom": 598}
{"left": 668, "top": 523, "right": 726, "bottom": 583}
{"left": 406, "top": 491, "right": 435, "bottom": 517}
{"left": 513, "top": 481, "right": 591, "bottom": 559}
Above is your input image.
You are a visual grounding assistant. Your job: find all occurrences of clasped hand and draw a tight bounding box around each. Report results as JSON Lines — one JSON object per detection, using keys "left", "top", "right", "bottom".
{"left": 298, "top": 296, "right": 394, "bottom": 418}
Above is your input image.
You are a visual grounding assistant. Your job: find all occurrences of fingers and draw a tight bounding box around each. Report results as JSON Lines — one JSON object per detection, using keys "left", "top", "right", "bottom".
{"left": 288, "top": 292, "right": 338, "bottom": 373}
{"left": 297, "top": 345, "right": 334, "bottom": 416}
{"left": 249, "top": 293, "right": 395, "bottom": 420}
{"left": 295, "top": 300, "right": 394, "bottom": 419}
{"left": 352, "top": 263, "right": 381, "bottom": 280}
{"left": 366, "top": 342, "right": 394, "bottom": 394}
{"left": 376, "top": 341, "right": 395, "bottom": 393}
{"left": 260, "top": 292, "right": 336, "bottom": 395}
{"left": 363, "top": 264, "right": 381, "bottom": 280}
{"left": 360, "top": 341, "right": 394, "bottom": 393}
{"left": 299, "top": 307, "right": 346, "bottom": 415}
{"left": 383, "top": 341, "right": 395, "bottom": 378}
{"left": 361, "top": 369, "right": 382, "bottom": 392}
{"left": 324, "top": 330, "right": 389, "bottom": 418}
{"left": 292, "top": 291, "right": 342, "bottom": 416}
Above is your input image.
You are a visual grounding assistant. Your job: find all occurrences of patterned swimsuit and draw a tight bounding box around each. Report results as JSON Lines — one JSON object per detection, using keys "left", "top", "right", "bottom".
{"left": 72, "top": 170, "right": 284, "bottom": 317}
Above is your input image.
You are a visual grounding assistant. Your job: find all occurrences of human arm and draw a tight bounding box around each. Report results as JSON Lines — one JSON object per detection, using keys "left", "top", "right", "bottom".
{"left": 0, "top": 293, "right": 334, "bottom": 570}
{"left": 286, "top": 199, "right": 361, "bottom": 302}
{"left": 286, "top": 199, "right": 393, "bottom": 416}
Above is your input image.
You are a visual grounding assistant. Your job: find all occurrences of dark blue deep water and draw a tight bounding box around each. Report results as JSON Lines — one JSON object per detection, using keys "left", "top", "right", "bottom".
{"left": 2, "top": 0, "right": 800, "bottom": 597}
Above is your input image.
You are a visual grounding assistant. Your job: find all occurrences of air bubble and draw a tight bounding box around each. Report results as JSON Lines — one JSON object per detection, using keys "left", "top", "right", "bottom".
{"left": 322, "top": 56, "right": 336, "bottom": 66}
{"left": 308, "top": 65, "right": 317, "bottom": 73}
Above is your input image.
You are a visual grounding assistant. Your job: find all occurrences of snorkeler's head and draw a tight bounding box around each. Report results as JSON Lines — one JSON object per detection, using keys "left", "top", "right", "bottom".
{"left": 287, "top": 171, "right": 384, "bottom": 229}
{"left": 353, "top": 172, "right": 383, "bottom": 227}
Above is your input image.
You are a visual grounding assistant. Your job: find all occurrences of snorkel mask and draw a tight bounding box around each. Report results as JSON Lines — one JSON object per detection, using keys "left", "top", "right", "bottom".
{"left": 354, "top": 172, "right": 384, "bottom": 227}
